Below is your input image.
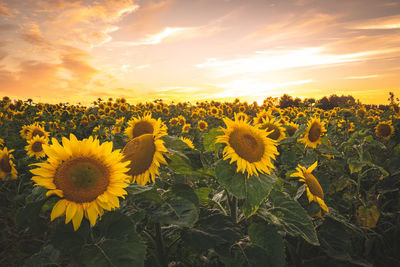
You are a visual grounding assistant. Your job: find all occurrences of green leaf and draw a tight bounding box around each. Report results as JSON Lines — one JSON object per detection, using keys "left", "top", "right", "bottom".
{"left": 162, "top": 135, "right": 190, "bottom": 151}
{"left": 24, "top": 245, "right": 60, "bottom": 267}
{"left": 195, "top": 187, "right": 212, "bottom": 206}
{"left": 16, "top": 199, "right": 47, "bottom": 234}
{"left": 151, "top": 198, "right": 199, "bottom": 227}
{"left": 181, "top": 209, "right": 241, "bottom": 250}
{"left": 248, "top": 223, "right": 285, "bottom": 267}
{"left": 202, "top": 127, "right": 223, "bottom": 152}
{"left": 168, "top": 153, "right": 193, "bottom": 174}
{"left": 169, "top": 183, "right": 199, "bottom": 206}
{"left": 215, "top": 160, "right": 276, "bottom": 217}
{"left": 348, "top": 158, "right": 365, "bottom": 174}
{"left": 258, "top": 190, "right": 319, "bottom": 245}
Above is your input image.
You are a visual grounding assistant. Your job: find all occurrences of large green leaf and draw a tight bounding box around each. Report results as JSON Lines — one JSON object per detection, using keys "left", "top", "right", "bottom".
{"left": 248, "top": 223, "right": 285, "bottom": 267}
{"left": 202, "top": 127, "right": 223, "bottom": 152}
{"left": 258, "top": 190, "right": 319, "bottom": 245}
{"left": 215, "top": 160, "right": 276, "bottom": 216}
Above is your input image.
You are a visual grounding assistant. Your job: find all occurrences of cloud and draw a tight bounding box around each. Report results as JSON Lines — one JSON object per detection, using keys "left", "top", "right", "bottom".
{"left": 352, "top": 15, "right": 400, "bottom": 30}
{"left": 346, "top": 74, "right": 379, "bottom": 79}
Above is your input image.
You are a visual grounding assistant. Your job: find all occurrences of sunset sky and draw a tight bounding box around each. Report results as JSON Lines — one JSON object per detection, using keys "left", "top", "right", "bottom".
{"left": 0, "top": 0, "right": 399, "bottom": 105}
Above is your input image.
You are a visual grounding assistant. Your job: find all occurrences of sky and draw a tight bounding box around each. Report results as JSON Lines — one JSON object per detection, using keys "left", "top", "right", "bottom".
{"left": 0, "top": 0, "right": 399, "bottom": 105}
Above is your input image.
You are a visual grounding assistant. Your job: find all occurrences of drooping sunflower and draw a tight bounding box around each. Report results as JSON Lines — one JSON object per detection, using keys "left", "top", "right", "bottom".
{"left": 198, "top": 120, "right": 208, "bottom": 132}
{"left": 122, "top": 134, "right": 168, "bottom": 185}
{"left": 290, "top": 161, "right": 329, "bottom": 213}
{"left": 124, "top": 114, "right": 167, "bottom": 139}
{"left": 375, "top": 121, "right": 394, "bottom": 140}
{"left": 298, "top": 117, "right": 326, "bottom": 148}
{"left": 25, "top": 135, "right": 48, "bottom": 159}
{"left": 216, "top": 117, "right": 278, "bottom": 177}
{"left": 285, "top": 122, "right": 299, "bottom": 137}
{"left": 27, "top": 122, "right": 49, "bottom": 141}
{"left": 179, "top": 137, "right": 195, "bottom": 150}
{"left": 257, "top": 117, "right": 286, "bottom": 142}
{"left": 0, "top": 147, "right": 18, "bottom": 180}
{"left": 30, "top": 134, "right": 130, "bottom": 230}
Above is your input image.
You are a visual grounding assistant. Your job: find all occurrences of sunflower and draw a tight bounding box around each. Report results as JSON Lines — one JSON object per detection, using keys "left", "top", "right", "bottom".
{"left": 290, "top": 161, "right": 328, "bottom": 213}
{"left": 182, "top": 123, "right": 191, "bottom": 133}
{"left": 25, "top": 135, "right": 48, "bottom": 159}
{"left": 0, "top": 138, "right": 4, "bottom": 147}
{"left": 27, "top": 122, "right": 49, "bottom": 141}
{"left": 30, "top": 134, "right": 130, "bottom": 230}
{"left": 285, "top": 122, "right": 299, "bottom": 137}
{"left": 298, "top": 117, "right": 326, "bottom": 148}
{"left": 124, "top": 114, "right": 167, "bottom": 139}
{"left": 257, "top": 117, "right": 286, "bottom": 142}
{"left": 179, "top": 137, "right": 195, "bottom": 149}
{"left": 20, "top": 125, "right": 31, "bottom": 139}
{"left": 122, "top": 134, "right": 167, "bottom": 185}
{"left": 375, "top": 121, "right": 394, "bottom": 140}
{"left": 198, "top": 120, "right": 208, "bottom": 132}
{"left": 234, "top": 112, "right": 249, "bottom": 122}
{"left": 0, "top": 147, "right": 18, "bottom": 180}
{"left": 216, "top": 117, "right": 278, "bottom": 177}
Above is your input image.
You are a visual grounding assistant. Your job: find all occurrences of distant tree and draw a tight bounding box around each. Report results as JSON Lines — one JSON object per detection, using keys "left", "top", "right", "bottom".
{"left": 293, "top": 97, "right": 302, "bottom": 107}
{"left": 279, "top": 94, "right": 295, "bottom": 108}
{"left": 317, "top": 96, "right": 330, "bottom": 110}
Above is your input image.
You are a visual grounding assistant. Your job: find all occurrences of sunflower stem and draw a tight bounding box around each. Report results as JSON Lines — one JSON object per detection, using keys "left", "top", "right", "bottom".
{"left": 155, "top": 222, "right": 168, "bottom": 267}
{"left": 226, "top": 191, "right": 237, "bottom": 223}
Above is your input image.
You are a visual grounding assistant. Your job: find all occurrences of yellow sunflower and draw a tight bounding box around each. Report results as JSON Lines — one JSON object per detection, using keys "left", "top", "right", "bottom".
{"left": 0, "top": 138, "right": 4, "bottom": 147}
{"left": 0, "top": 147, "right": 18, "bottom": 180}
{"left": 285, "top": 122, "right": 299, "bottom": 137}
{"left": 124, "top": 114, "right": 167, "bottom": 139}
{"left": 27, "top": 122, "right": 49, "bottom": 141}
{"left": 257, "top": 117, "right": 286, "bottom": 142}
{"left": 298, "top": 117, "right": 326, "bottom": 148}
{"left": 375, "top": 121, "right": 394, "bottom": 140}
{"left": 216, "top": 117, "right": 278, "bottom": 177}
{"left": 234, "top": 112, "right": 249, "bottom": 122}
{"left": 122, "top": 134, "right": 168, "bottom": 185}
{"left": 198, "top": 120, "right": 208, "bottom": 132}
{"left": 182, "top": 123, "right": 191, "bottom": 133}
{"left": 20, "top": 125, "right": 31, "bottom": 139}
{"left": 30, "top": 134, "right": 130, "bottom": 230}
{"left": 25, "top": 135, "right": 48, "bottom": 159}
{"left": 179, "top": 137, "right": 195, "bottom": 149}
{"left": 291, "top": 161, "right": 328, "bottom": 213}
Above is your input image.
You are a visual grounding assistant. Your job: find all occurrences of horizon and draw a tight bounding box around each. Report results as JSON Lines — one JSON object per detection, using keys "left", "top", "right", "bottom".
{"left": 1, "top": 0, "right": 400, "bottom": 104}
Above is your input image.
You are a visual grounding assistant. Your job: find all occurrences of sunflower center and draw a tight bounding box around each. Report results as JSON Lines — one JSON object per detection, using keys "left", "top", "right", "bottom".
{"left": 286, "top": 126, "right": 297, "bottom": 137}
{"left": 260, "top": 123, "right": 281, "bottom": 140}
{"left": 0, "top": 154, "right": 12, "bottom": 173}
{"left": 229, "top": 128, "right": 265, "bottom": 163}
{"left": 31, "top": 129, "right": 45, "bottom": 138}
{"left": 132, "top": 121, "right": 154, "bottom": 138}
{"left": 304, "top": 172, "right": 324, "bottom": 199}
{"left": 378, "top": 124, "right": 391, "bottom": 137}
{"left": 32, "top": 141, "right": 43, "bottom": 152}
{"left": 123, "top": 134, "right": 156, "bottom": 177}
{"left": 54, "top": 157, "right": 110, "bottom": 203}
{"left": 308, "top": 122, "right": 322, "bottom": 142}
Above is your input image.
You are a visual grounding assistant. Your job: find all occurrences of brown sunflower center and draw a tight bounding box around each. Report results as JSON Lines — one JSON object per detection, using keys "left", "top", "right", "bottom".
{"left": 286, "top": 126, "right": 297, "bottom": 137}
{"left": 0, "top": 154, "right": 12, "bottom": 173}
{"left": 132, "top": 121, "right": 154, "bottom": 138}
{"left": 31, "top": 128, "right": 45, "bottom": 138}
{"left": 229, "top": 128, "right": 265, "bottom": 163}
{"left": 260, "top": 123, "right": 281, "bottom": 140}
{"left": 308, "top": 122, "right": 322, "bottom": 142}
{"left": 31, "top": 141, "right": 43, "bottom": 152}
{"left": 304, "top": 172, "right": 324, "bottom": 199}
{"left": 377, "top": 124, "right": 391, "bottom": 137}
{"left": 199, "top": 122, "right": 206, "bottom": 130}
{"left": 123, "top": 134, "right": 156, "bottom": 177}
{"left": 54, "top": 157, "right": 110, "bottom": 203}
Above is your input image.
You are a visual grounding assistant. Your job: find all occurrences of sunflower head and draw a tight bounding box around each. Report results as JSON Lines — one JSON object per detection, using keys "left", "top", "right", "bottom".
{"left": 27, "top": 123, "right": 49, "bottom": 141}
{"left": 290, "top": 161, "right": 328, "bottom": 213}
{"left": 125, "top": 114, "right": 167, "bottom": 139}
{"left": 285, "top": 122, "right": 299, "bottom": 137}
{"left": 198, "top": 120, "right": 208, "bottom": 132}
{"left": 257, "top": 117, "right": 286, "bottom": 142}
{"left": 298, "top": 117, "right": 326, "bottom": 148}
{"left": 30, "top": 134, "right": 130, "bottom": 230}
{"left": 20, "top": 125, "right": 31, "bottom": 139}
{"left": 0, "top": 147, "right": 18, "bottom": 180}
{"left": 182, "top": 123, "right": 191, "bottom": 133}
{"left": 123, "top": 134, "right": 167, "bottom": 185}
{"left": 216, "top": 117, "right": 278, "bottom": 177}
{"left": 375, "top": 121, "right": 394, "bottom": 140}
{"left": 25, "top": 135, "right": 48, "bottom": 159}
{"left": 234, "top": 112, "right": 249, "bottom": 122}
{"left": 179, "top": 137, "right": 195, "bottom": 149}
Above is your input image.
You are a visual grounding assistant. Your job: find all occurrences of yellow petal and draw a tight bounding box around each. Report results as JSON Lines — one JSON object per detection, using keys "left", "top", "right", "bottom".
{"left": 308, "top": 161, "right": 318, "bottom": 173}
{"left": 65, "top": 202, "right": 77, "bottom": 223}
{"left": 86, "top": 202, "right": 99, "bottom": 226}
{"left": 51, "top": 199, "right": 67, "bottom": 221}
{"left": 72, "top": 206, "right": 84, "bottom": 231}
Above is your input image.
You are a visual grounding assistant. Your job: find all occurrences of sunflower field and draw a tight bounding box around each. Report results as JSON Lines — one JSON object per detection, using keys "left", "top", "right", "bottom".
{"left": 0, "top": 95, "right": 399, "bottom": 267}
